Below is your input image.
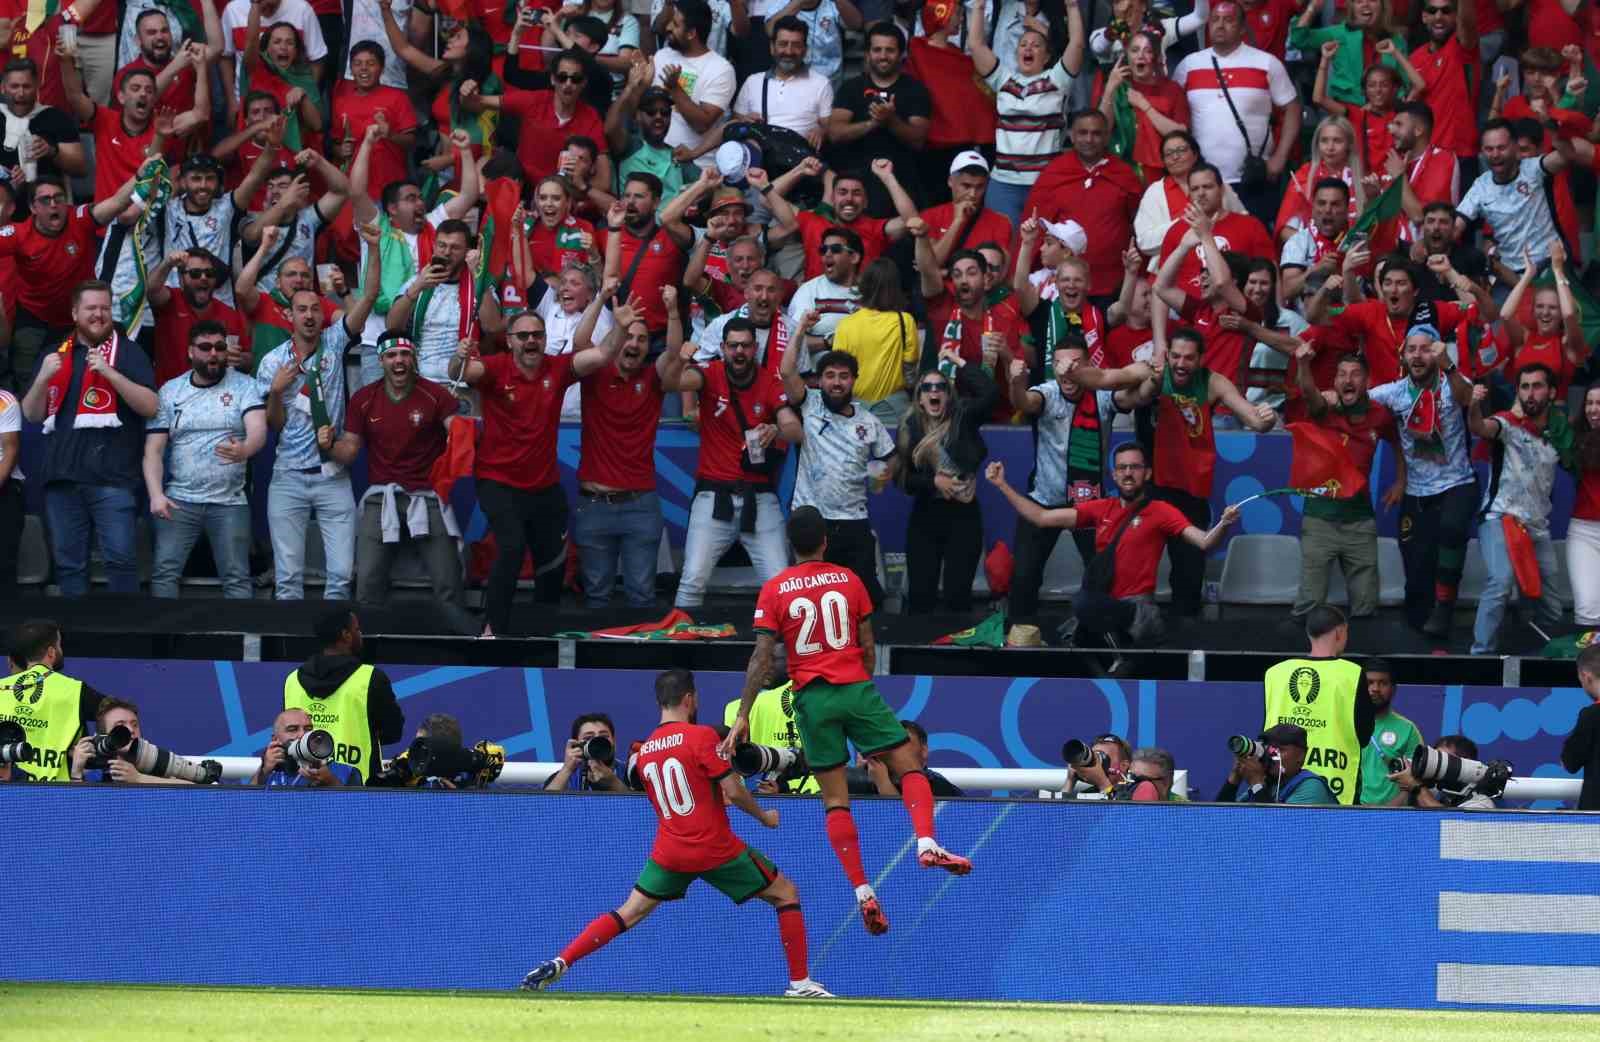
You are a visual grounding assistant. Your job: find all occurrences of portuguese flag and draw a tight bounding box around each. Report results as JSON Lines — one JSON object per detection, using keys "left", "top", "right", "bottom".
{"left": 1287, "top": 422, "right": 1368, "bottom": 499}
{"left": 933, "top": 611, "right": 1007, "bottom": 648}
{"left": 553, "top": 610, "right": 738, "bottom": 641}
{"left": 1344, "top": 177, "right": 1403, "bottom": 242}
{"left": 249, "top": 292, "right": 295, "bottom": 374}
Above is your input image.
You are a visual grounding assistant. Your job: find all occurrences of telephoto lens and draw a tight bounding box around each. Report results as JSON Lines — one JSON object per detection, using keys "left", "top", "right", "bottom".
{"left": 91, "top": 725, "right": 133, "bottom": 759}
{"left": 409, "top": 736, "right": 490, "bottom": 780}
{"left": 283, "top": 729, "right": 335, "bottom": 769}
{"left": 580, "top": 734, "right": 615, "bottom": 764}
{"left": 125, "top": 739, "right": 223, "bottom": 783}
{"left": 0, "top": 722, "right": 32, "bottom": 765}
{"left": 1227, "top": 735, "right": 1268, "bottom": 760}
{"left": 1062, "top": 739, "right": 1092, "bottom": 768}
{"left": 732, "top": 743, "right": 805, "bottom": 779}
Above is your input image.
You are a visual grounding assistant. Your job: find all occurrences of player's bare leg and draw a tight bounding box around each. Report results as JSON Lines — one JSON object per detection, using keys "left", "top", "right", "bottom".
{"left": 754, "top": 872, "right": 833, "bottom": 997}
{"left": 815, "top": 765, "right": 889, "bottom": 935}
{"left": 883, "top": 742, "right": 972, "bottom": 874}
{"left": 520, "top": 889, "right": 661, "bottom": 991}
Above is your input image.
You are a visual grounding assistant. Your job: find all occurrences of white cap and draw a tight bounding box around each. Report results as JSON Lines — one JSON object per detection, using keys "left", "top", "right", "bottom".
{"left": 949, "top": 149, "right": 989, "bottom": 176}
{"left": 1041, "top": 219, "right": 1088, "bottom": 255}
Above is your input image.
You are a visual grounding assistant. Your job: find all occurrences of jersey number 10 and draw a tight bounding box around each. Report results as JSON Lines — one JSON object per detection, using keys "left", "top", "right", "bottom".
{"left": 789, "top": 590, "right": 850, "bottom": 654}
{"left": 642, "top": 757, "right": 697, "bottom": 818}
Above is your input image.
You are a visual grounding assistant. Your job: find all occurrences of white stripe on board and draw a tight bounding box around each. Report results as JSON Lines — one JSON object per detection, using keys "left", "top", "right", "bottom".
{"left": 1439, "top": 820, "right": 1600, "bottom": 863}
{"left": 1439, "top": 892, "right": 1600, "bottom": 934}
{"left": 1437, "top": 963, "right": 1600, "bottom": 1006}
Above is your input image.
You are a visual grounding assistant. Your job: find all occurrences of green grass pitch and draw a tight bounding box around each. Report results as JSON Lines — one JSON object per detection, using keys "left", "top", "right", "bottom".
{"left": 5, "top": 984, "right": 1600, "bottom": 1042}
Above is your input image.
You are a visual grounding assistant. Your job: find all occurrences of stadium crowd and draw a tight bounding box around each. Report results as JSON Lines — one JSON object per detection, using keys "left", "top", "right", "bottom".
{"left": 0, "top": 0, "right": 1599, "bottom": 655}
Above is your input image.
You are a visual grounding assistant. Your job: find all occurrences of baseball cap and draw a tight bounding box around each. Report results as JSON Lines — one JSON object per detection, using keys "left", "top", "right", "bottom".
{"left": 1260, "top": 723, "right": 1308, "bottom": 749}
{"left": 639, "top": 86, "right": 672, "bottom": 108}
{"left": 949, "top": 150, "right": 989, "bottom": 176}
{"left": 1041, "top": 219, "right": 1088, "bottom": 255}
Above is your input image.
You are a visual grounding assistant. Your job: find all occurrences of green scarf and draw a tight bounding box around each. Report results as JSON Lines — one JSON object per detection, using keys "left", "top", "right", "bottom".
{"left": 119, "top": 158, "right": 172, "bottom": 332}
{"left": 373, "top": 211, "right": 429, "bottom": 317}
{"left": 249, "top": 288, "right": 294, "bottom": 373}
{"left": 1041, "top": 299, "right": 1084, "bottom": 379}
{"left": 241, "top": 56, "right": 321, "bottom": 150}
{"left": 1541, "top": 405, "right": 1577, "bottom": 472}
{"left": 1110, "top": 82, "right": 1138, "bottom": 171}
{"left": 296, "top": 335, "right": 334, "bottom": 467}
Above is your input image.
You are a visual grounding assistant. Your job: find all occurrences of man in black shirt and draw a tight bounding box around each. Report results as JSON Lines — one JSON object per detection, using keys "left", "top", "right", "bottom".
{"left": 1409, "top": 202, "right": 1489, "bottom": 304}
{"left": 1567, "top": 646, "right": 1600, "bottom": 811}
{"left": 0, "top": 58, "right": 87, "bottom": 183}
{"left": 824, "top": 21, "right": 931, "bottom": 216}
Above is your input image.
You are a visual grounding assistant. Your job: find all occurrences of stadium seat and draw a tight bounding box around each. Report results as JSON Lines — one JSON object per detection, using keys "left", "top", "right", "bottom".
{"left": 1217, "top": 535, "right": 1301, "bottom": 605}
{"left": 1039, "top": 536, "right": 1086, "bottom": 598}
{"left": 16, "top": 514, "right": 49, "bottom": 586}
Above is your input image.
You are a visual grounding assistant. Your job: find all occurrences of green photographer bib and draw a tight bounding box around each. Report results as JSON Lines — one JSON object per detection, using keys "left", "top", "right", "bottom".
{"left": 1262, "top": 658, "right": 1363, "bottom": 806}
{"left": 284, "top": 665, "right": 377, "bottom": 781}
{"left": 0, "top": 666, "right": 86, "bottom": 782}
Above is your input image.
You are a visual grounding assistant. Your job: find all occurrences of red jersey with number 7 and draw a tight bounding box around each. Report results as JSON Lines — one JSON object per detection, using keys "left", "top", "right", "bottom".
{"left": 754, "top": 561, "right": 873, "bottom": 690}
{"left": 635, "top": 721, "right": 746, "bottom": 873}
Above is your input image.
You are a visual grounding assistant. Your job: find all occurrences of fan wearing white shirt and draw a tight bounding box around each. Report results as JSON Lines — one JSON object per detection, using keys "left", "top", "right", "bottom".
{"left": 730, "top": 16, "right": 833, "bottom": 148}
{"left": 534, "top": 263, "right": 615, "bottom": 420}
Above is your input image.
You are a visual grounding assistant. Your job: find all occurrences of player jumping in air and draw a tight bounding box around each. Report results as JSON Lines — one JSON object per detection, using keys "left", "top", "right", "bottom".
{"left": 521, "top": 668, "right": 831, "bottom": 998}
{"left": 722, "top": 507, "right": 972, "bottom": 937}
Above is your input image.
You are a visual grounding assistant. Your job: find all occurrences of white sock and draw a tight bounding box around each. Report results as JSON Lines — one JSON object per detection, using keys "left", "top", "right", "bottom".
{"left": 790, "top": 978, "right": 810, "bottom": 989}
{"left": 854, "top": 883, "right": 875, "bottom": 902}
{"left": 917, "top": 836, "right": 938, "bottom": 854}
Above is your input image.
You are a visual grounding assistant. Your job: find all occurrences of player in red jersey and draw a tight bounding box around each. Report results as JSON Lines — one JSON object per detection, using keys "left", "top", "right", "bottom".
{"left": 521, "top": 668, "right": 831, "bottom": 998}
{"left": 722, "top": 507, "right": 972, "bottom": 938}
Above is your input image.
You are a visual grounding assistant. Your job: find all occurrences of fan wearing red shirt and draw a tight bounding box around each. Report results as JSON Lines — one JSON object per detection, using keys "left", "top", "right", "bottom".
{"left": 915, "top": 243, "right": 1027, "bottom": 422}
{"left": 450, "top": 308, "right": 622, "bottom": 637}
{"left": 519, "top": 668, "right": 829, "bottom": 998}
{"left": 0, "top": 0, "right": 115, "bottom": 109}
{"left": 1388, "top": 102, "right": 1460, "bottom": 225}
{"left": 1412, "top": 0, "right": 1480, "bottom": 161}
{"left": 1305, "top": 257, "right": 1478, "bottom": 387}
{"left": 987, "top": 446, "right": 1241, "bottom": 644}
{"left": 147, "top": 247, "right": 245, "bottom": 384}
{"left": 525, "top": 175, "right": 602, "bottom": 280}
{"left": 1500, "top": 253, "right": 1587, "bottom": 399}
{"left": 328, "top": 332, "right": 464, "bottom": 610}
{"left": 602, "top": 169, "right": 700, "bottom": 339}
{"left": 1153, "top": 207, "right": 1266, "bottom": 396}
{"left": 329, "top": 42, "right": 417, "bottom": 198}
{"left": 573, "top": 287, "right": 695, "bottom": 609}
{"left": 726, "top": 507, "right": 972, "bottom": 939}
{"left": 1024, "top": 112, "right": 1142, "bottom": 298}
{"left": 764, "top": 160, "right": 915, "bottom": 281}
{"left": 115, "top": 8, "right": 209, "bottom": 117}
{"left": 920, "top": 152, "right": 1015, "bottom": 276}
{"left": 65, "top": 62, "right": 199, "bottom": 203}
{"left": 1157, "top": 164, "right": 1275, "bottom": 300}
{"left": 472, "top": 48, "right": 610, "bottom": 185}
{"left": 1242, "top": 0, "right": 1301, "bottom": 58}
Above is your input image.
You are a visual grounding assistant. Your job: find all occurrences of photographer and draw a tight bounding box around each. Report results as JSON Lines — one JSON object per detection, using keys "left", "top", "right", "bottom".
{"left": 379, "top": 713, "right": 506, "bottom": 790}
{"left": 1387, "top": 736, "right": 1498, "bottom": 810}
{"left": 854, "top": 722, "right": 963, "bottom": 799}
{"left": 1357, "top": 659, "right": 1424, "bottom": 807}
{"left": 1123, "top": 748, "right": 1183, "bottom": 802}
{"left": 1057, "top": 733, "right": 1133, "bottom": 798}
{"left": 69, "top": 699, "right": 192, "bottom": 785}
{"left": 1567, "top": 646, "right": 1600, "bottom": 811}
{"left": 1220, "top": 724, "right": 1337, "bottom": 805}
{"left": 722, "top": 650, "right": 819, "bottom": 796}
{"left": 251, "top": 709, "right": 359, "bottom": 788}
{"left": 545, "top": 713, "right": 630, "bottom": 793}
{"left": 282, "top": 607, "right": 404, "bottom": 785}
{"left": 0, "top": 620, "right": 108, "bottom": 782}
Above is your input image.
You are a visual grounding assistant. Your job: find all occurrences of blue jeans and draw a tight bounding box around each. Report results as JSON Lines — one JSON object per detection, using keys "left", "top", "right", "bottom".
{"left": 983, "top": 179, "right": 1033, "bottom": 233}
{"left": 674, "top": 490, "right": 788, "bottom": 609}
{"left": 43, "top": 483, "right": 138, "bottom": 596}
{"left": 572, "top": 491, "right": 663, "bottom": 608}
{"left": 150, "top": 500, "right": 253, "bottom": 599}
{"left": 1471, "top": 515, "right": 1562, "bottom": 654}
{"left": 266, "top": 469, "right": 356, "bottom": 600}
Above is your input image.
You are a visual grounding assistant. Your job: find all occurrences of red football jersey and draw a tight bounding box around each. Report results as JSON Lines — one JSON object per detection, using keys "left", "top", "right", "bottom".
{"left": 754, "top": 560, "right": 873, "bottom": 690}
{"left": 635, "top": 721, "right": 745, "bottom": 873}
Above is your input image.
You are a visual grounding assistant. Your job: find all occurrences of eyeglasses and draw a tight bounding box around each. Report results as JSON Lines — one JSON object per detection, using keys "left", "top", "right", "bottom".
{"left": 1162, "top": 146, "right": 1194, "bottom": 158}
{"left": 33, "top": 193, "right": 66, "bottom": 206}
{"left": 819, "top": 243, "right": 853, "bottom": 256}
{"left": 1112, "top": 463, "right": 1146, "bottom": 472}
{"left": 192, "top": 341, "right": 227, "bottom": 354}
{"left": 184, "top": 268, "right": 216, "bottom": 279}
{"left": 508, "top": 330, "right": 546, "bottom": 341}
{"left": 553, "top": 71, "right": 586, "bottom": 84}
{"left": 917, "top": 381, "right": 948, "bottom": 394}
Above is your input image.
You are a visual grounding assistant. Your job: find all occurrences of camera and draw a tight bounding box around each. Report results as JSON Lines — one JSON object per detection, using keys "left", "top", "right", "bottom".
{"left": 1410, "top": 745, "right": 1513, "bottom": 799}
{"left": 732, "top": 742, "right": 808, "bottom": 782}
{"left": 89, "top": 725, "right": 222, "bottom": 783}
{"left": 0, "top": 721, "right": 32, "bottom": 765}
{"left": 281, "top": 729, "right": 335, "bottom": 772}
{"left": 1386, "top": 756, "right": 1407, "bottom": 774}
{"left": 576, "top": 734, "right": 614, "bottom": 765}
{"left": 408, "top": 736, "right": 503, "bottom": 784}
{"left": 1062, "top": 739, "right": 1111, "bottom": 773}
{"left": 1228, "top": 735, "right": 1269, "bottom": 761}
{"left": 92, "top": 725, "right": 134, "bottom": 759}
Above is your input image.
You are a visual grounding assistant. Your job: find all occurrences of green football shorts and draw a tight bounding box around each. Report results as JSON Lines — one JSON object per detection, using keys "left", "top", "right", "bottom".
{"left": 792, "top": 678, "right": 909, "bottom": 771}
{"left": 634, "top": 847, "right": 778, "bottom": 904}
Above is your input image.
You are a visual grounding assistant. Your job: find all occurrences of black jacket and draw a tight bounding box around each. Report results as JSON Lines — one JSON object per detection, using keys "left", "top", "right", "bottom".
{"left": 1562, "top": 702, "right": 1600, "bottom": 811}
{"left": 295, "top": 653, "right": 405, "bottom": 749}
{"left": 896, "top": 363, "right": 997, "bottom": 505}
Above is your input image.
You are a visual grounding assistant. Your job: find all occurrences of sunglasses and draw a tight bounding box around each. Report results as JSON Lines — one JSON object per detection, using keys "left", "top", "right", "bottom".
{"left": 819, "top": 243, "right": 854, "bottom": 256}
{"left": 184, "top": 268, "right": 216, "bottom": 279}
{"left": 193, "top": 341, "right": 228, "bottom": 354}
{"left": 1422, "top": 5, "right": 1453, "bottom": 12}
{"left": 553, "top": 71, "right": 586, "bottom": 84}
{"left": 508, "top": 330, "right": 546, "bottom": 341}
{"left": 918, "top": 381, "right": 948, "bottom": 394}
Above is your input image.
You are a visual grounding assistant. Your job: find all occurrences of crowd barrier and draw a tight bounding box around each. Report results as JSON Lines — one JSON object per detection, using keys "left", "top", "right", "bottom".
{"left": 6, "top": 786, "right": 1599, "bottom": 1009}
{"left": 69, "top": 661, "right": 1591, "bottom": 808}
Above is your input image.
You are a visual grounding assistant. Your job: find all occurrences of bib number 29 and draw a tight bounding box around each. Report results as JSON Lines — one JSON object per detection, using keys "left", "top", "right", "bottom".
{"left": 789, "top": 590, "right": 850, "bottom": 654}
{"left": 642, "top": 757, "right": 695, "bottom": 818}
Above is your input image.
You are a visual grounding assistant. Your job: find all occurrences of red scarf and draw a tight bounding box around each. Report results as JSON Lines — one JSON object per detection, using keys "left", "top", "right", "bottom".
{"left": 43, "top": 331, "right": 125, "bottom": 434}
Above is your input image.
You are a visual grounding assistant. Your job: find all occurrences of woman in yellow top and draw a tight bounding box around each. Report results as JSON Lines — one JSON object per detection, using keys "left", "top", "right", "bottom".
{"left": 829, "top": 259, "right": 920, "bottom": 425}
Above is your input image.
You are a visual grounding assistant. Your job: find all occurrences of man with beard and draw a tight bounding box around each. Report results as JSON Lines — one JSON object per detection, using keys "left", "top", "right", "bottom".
{"left": 0, "top": 169, "right": 145, "bottom": 392}
{"left": 572, "top": 285, "right": 696, "bottom": 608}
{"left": 915, "top": 231, "right": 1026, "bottom": 420}
{"left": 1367, "top": 326, "right": 1476, "bottom": 638}
{"left": 256, "top": 222, "right": 382, "bottom": 602}
{"left": 450, "top": 307, "right": 628, "bottom": 635}
{"left": 601, "top": 169, "right": 705, "bottom": 344}
{"left": 1456, "top": 119, "right": 1574, "bottom": 279}
{"left": 652, "top": 0, "right": 736, "bottom": 168}
{"left": 143, "top": 320, "right": 266, "bottom": 599}
{"left": 1465, "top": 363, "right": 1569, "bottom": 655}
{"left": 673, "top": 317, "right": 804, "bottom": 610}
{"left": 471, "top": 47, "right": 611, "bottom": 185}
{"left": 1004, "top": 339, "right": 1118, "bottom": 640}
{"left": 238, "top": 152, "right": 352, "bottom": 298}
{"left": 1410, "top": 0, "right": 1479, "bottom": 174}
{"left": 826, "top": 22, "right": 931, "bottom": 215}
{"left": 1024, "top": 112, "right": 1141, "bottom": 301}
{"left": 605, "top": 73, "right": 699, "bottom": 208}
{"left": 384, "top": 218, "right": 502, "bottom": 387}
{"left": 779, "top": 326, "right": 896, "bottom": 608}
{"left": 1385, "top": 102, "right": 1459, "bottom": 228}
{"left": 328, "top": 331, "right": 466, "bottom": 618}
{"left": 1407, "top": 203, "right": 1488, "bottom": 308}
{"left": 330, "top": 42, "right": 416, "bottom": 199}
{"left": 762, "top": 158, "right": 917, "bottom": 281}
{"left": 0, "top": 59, "right": 86, "bottom": 183}
{"left": 147, "top": 248, "right": 246, "bottom": 384}
{"left": 691, "top": 269, "right": 797, "bottom": 429}
{"left": 236, "top": 231, "right": 341, "bottom": 372}
{"left": 986, "top": 445, "right": 1242, "bottom": 650}
{"left": 116, "top": 5, "right": 223, "bottom": 117}
{"left": 1279, "top": 179, "right": 1353, "bottom": 302}
{"left": 1357, "top": 659, "right": 1424, "bottom": 806}
{"left": 1292, "top": 346, "right": 1404, "bottom": 626}
{"left": 162, "top": 149, "right": 281, "bottom": 309}
{"left": 61, "top": 60, "right": 202, "bottom": 202}
{"left": 787, "top": 225, "right": 861, "bottom": 351}
{"left": 0, "top": 620, "right": 107, "bottom": 782}
{"left": 20, "top": 280, "right": 159, "bottom": 597}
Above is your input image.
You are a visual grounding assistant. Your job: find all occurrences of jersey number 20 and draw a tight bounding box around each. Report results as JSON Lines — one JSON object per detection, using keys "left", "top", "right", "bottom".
{"left": 642, "top": 757, "right": 696, "bottom": 818}
{"left": 789, "top": 590, "right": 850, "bottom": 654}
